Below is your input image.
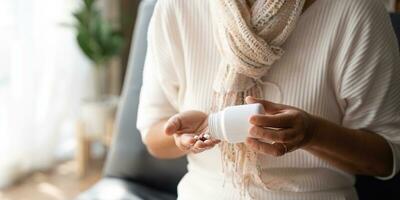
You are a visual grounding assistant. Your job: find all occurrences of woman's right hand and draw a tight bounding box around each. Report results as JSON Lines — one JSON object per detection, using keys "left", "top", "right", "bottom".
{"left": 164, "top": 111, "right": 220, "bottom": 154}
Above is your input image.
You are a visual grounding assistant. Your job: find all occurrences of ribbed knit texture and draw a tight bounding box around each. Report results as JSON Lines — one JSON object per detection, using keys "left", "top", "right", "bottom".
{"left": 209, "top": 1, "right": 306, "bottom": 197}
{"left": 137, "top": 0, "right": 400, "bottom": 199}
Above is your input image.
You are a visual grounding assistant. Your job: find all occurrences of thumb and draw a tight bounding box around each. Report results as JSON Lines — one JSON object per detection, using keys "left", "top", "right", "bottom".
{"left": 164, "top": 115, "right": 182, "bottom": 135}
{"left": 245, "top": 96, "right": 282, "bottom": 112}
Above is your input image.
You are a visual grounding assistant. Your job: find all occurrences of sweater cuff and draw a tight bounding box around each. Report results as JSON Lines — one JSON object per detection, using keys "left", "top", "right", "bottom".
{"left": 139, "top": 128, "right": 151, "bottom": 144}
{"left": 375, "top": 141, "right": 399, "bottom": 180}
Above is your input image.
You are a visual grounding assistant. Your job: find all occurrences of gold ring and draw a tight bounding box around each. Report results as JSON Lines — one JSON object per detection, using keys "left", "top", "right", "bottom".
{"left": 272, "top": 142, "right": 288, "bottom": 155}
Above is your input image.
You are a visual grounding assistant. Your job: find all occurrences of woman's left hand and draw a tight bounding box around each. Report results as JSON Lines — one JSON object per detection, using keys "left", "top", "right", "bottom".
{"left": 245, "top": 96, "right": 317, "bottom": 156}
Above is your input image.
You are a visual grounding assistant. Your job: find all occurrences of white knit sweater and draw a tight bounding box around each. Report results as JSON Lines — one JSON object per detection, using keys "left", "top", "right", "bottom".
{"left": 137, "top": 0, "right": 400, "bottom": 199}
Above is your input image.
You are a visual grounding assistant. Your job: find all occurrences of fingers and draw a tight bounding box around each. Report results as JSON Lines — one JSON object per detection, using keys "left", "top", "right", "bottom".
{"left": 180, "top": 134, "right": 197, "bottom": 146}
{"left": 245, "top": 96, "right": 314, "bottom": 154}
{"left": 165, "top": 111, "right": 208, "bottom": 135}
{"left": 192, "top": 139, "right": 220, "bottom": 153}
{"left": 200, "top": 139, "right": 221, "bottom": 147}
{"left": 249, "top": 113, "right": 294, "bottom": 128}
{"left": 175, "top": 133, "right": 220, "bottom": 154}
{"left": 249, "top": 126, "right": 298, "bottom": 143}
{"left": 174, "top": 133, "right": 197, "bottom": 151}
{"left": 245, "top": 138, "right": 287, "bottom": 157}
{"left": 165, "top": 115, "right": 182, "bottom": 135}
{"left": 245, "top": 96, "right": 283, "bottom": 113}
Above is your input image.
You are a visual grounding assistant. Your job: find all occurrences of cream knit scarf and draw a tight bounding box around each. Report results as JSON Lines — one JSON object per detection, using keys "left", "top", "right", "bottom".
{"left": 210, "top": 0, "right": 305, "bottom": 197}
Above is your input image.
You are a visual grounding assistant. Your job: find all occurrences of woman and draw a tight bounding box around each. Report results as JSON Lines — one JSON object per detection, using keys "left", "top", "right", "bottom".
{"left": 137, "top": 0, "right": 400, "bottom": 199}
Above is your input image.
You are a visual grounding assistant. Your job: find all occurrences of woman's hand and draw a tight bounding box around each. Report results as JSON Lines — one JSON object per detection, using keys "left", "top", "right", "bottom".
{"left": 164, "top": 111, "right": 220, "bottom": 154}
{"left": 245, "top": 96, "right": 317, "bottom": 156}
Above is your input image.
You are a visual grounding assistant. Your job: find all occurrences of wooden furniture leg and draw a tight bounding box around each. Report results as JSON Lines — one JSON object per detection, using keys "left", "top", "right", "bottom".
{"left": 76, "top": 121, "right": 91, "bottom": 178}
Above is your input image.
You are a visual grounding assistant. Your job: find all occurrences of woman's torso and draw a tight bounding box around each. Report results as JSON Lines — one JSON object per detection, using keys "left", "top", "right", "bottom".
{"left": 163, "top": 0, "right": 375, "bottom": 199}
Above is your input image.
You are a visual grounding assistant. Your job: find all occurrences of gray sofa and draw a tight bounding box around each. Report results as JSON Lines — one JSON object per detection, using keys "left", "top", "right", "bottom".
{"left": 77, "top": 0, "right": 400, "bottom": 199}
{"left": 77, "top": 1, "right": 186, "bottom": 199}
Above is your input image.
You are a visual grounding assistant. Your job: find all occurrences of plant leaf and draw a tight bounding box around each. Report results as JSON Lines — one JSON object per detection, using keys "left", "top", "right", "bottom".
{"left": 71, "top": 0, "right": 123, "bottom": 64}
{"left": 84, "top": 0, "right": 95, "bottom": 8}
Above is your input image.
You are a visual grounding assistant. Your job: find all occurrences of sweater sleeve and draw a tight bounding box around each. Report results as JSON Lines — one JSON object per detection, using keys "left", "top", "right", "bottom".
{"left": 335, "top": 0, "right": 400, "bottom": 180}
{"left": 137, "top": 1, "right": 184, "bottom": 143}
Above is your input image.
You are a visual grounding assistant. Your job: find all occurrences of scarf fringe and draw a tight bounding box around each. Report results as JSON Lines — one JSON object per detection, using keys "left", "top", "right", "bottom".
{"left": 210, "top": 0, "right": 306, "bottom": 198}
{"left": 211, "top": 85, "right": 267, "bottom": 199}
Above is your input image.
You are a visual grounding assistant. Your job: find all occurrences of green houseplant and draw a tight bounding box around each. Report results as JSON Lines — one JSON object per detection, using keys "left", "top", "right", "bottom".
{"left": 73, "top": 0, "right": 124, "bottom": 97}
{"left": 72, "top": 0, "right": 122, "bottom": 139}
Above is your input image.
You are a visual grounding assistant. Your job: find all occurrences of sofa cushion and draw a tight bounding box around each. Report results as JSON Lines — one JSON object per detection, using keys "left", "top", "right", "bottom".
{"left": 102, "top": 0, "right": 187, "bottom": 195}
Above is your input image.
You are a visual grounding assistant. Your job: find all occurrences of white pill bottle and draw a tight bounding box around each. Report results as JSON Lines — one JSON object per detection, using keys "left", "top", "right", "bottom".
{"left": 208, "top": 103, "right": 265, "bottom": 143}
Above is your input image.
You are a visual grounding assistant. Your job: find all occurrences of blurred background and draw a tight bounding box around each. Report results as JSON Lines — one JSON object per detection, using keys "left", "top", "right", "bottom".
{"left": 0, "top": 0, "right": 399, "bottom": 200}
{"left": 0, "top": 0, "right": 139, "bottom": 199}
